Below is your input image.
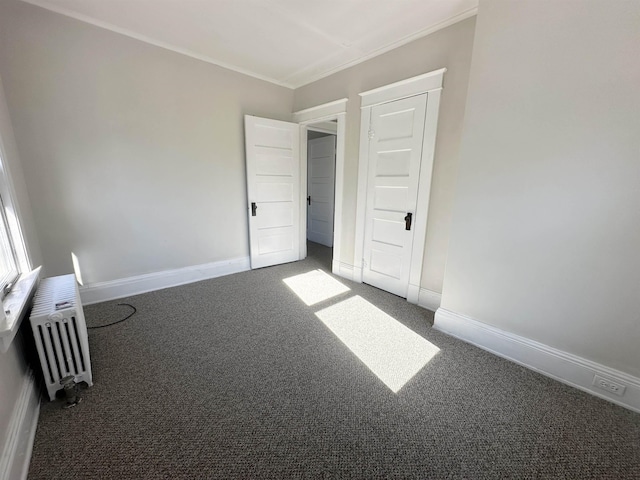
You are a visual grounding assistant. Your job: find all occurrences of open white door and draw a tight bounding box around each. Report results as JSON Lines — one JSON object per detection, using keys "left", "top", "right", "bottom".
{"left": 245, "top": 115, "right": 300, "bottom": 269}
{"left": 307, "top": 135, "right": 336, "bottom": 247}
{"left": 362, "top": 94, "right": 427, "bottom": 297}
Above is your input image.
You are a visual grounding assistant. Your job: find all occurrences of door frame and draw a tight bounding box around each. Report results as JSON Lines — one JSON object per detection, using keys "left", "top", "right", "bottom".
{"left": 354, "top": 68, "right": 446, "bottom": 304}
{"left": 293, "top": 98, "right": 347, "bottom": 275}
{"left": 307, "top": 121, "right": 337, "bottom": 135}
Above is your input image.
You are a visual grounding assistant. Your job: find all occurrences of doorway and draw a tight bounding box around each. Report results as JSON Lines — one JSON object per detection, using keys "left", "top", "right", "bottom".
{"left": 294, "top": 98, "right": 348, "bottom": 278}
{"left": 354, "top": 69, "right": 446, "bottom": 303}
{"left": 306, "top": 122, "right": 337, "bottom": 252}
{"left": 360, "top": 93, "right": 428, "bottom": 298}
{"left": 244, "top": 99, "right": 347, "bottom": 273}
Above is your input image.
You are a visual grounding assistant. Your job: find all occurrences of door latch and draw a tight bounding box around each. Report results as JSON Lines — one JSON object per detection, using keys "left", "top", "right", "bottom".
{"left": 307, "top": 196, "right": 311, "bottom": 206}
{"left": 251, "top": 202, "right": 257, "bottom": 216}
{"left": 404, "top": 212, "right": 413, "bottom": 231}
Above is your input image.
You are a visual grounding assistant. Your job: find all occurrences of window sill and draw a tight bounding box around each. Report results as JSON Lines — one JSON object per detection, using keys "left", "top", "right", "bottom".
{"left": 0, "top": 266, "right": 41, "bottom": 353}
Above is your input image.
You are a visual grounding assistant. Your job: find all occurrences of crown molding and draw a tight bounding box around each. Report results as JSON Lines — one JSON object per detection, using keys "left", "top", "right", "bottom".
{"left": 20, "top": 0, "right": 294, "bottom": 88}
{"left": 20, "top": 0, "right": 476, "bottom": 91}
{"left": 286, "top": 6, "right": 477, "bottom": 88}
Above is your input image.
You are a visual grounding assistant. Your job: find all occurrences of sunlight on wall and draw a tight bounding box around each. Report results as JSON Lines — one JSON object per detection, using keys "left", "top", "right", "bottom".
{"left": 315, "top": 296, "right": 440, "bottom": 393}
{"left": 283, "top": 269, "right": 350, "bottom": 306}
{"left": 71, "top": 252, "right": 83, "bottom": 286}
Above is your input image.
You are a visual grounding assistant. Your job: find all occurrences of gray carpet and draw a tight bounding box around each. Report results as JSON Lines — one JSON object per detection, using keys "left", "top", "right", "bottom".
{"left": 28, "top": 242, "right": 640, "bottom": 479}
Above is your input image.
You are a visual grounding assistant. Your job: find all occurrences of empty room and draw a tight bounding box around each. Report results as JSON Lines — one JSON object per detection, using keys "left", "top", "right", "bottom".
{"left": 0, "top": 0, "right": 638, "bottom": 478}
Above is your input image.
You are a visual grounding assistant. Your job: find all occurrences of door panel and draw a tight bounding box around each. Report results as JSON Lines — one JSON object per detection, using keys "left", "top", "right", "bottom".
{"left": 307, "top": 135, "right": 336, "bottom": 247}
{"left": 362, "top": 94, "right": 428, "bottom": 297}
{"left": 245, "top": 115, "right": 300, "bottom": 269}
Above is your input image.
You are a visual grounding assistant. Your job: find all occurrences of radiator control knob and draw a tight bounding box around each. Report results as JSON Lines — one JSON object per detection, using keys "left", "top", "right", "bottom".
{"left": 49, "top": 312, "right": 63, "bottom": 322}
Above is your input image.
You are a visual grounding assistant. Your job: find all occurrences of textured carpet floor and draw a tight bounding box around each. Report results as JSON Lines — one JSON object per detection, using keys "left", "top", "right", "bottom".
{"left": 28, "top": 243, "right": 640, "bottom": 479}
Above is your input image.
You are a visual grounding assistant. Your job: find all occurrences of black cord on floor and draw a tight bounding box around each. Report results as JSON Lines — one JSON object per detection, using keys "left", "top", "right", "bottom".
{"left": 87, "top": 303, "right": 137, "bottom": 329}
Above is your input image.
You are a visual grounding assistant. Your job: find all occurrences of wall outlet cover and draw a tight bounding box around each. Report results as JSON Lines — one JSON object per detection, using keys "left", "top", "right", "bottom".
{"left": 593, "top": 374, "right": 627, "bottom": 397}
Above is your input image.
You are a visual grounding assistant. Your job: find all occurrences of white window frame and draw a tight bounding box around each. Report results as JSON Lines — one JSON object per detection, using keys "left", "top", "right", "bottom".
{"left": 0, "top": 101, "right": 40, "bottom": 352}
{"left": 0, "top": 192, "right": 19, "bottom": 297}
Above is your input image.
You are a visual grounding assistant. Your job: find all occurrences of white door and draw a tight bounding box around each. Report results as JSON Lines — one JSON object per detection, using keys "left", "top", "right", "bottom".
{"left": 362, "top": 94, "right": 427, "bottom": 297}
{"left": 307, "top": 135, "right": 336, "bottom": 247}
{"left": 244, "top": 115, "right": 300, "bottom": 269}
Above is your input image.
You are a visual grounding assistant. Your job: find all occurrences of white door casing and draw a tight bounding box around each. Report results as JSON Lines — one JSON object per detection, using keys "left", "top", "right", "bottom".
{"left": 307, "top": 135, "right": 336, "bottom": 247}
{"left": 293, "top": 98, "right": 348, "bottom": 274}
{"left": 361, "top": 94, "right": 427, "bottom": 298}
{"left": 244, "top": 115, "right": 300, "bottom": 269}
{"left": 354, "top": 68, "right": 445, "bottom": 303}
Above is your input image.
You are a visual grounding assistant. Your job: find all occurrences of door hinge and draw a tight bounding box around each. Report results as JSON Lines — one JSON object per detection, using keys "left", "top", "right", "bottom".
{"left": 368, "top": 129, "right": 375, "bottom": 139}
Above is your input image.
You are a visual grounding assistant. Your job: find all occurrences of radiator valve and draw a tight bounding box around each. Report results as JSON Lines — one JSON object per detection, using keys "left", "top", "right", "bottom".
{"left": 60, "top": 375, "right": 82, "bottom": 409}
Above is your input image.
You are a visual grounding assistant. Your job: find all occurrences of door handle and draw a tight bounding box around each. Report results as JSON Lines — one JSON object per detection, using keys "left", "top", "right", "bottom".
{"left": 307, "top": 196, "right": 311, "bottom": 206}
{"left": 251, "top": 202, "right": 257, "bottom": 216}
{"left": 404, "top": 212, "right": 413, "bottom": 231}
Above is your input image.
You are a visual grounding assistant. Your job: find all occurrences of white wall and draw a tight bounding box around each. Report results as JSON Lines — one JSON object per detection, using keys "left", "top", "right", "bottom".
{"left": 294, "top": 17, "right": 476, "bottom": 294}
{"left": 441, "top": 0, "right": 640, "bottom": 377}
{"left": 0, "top": 0, "right": 294, "bottom": 285}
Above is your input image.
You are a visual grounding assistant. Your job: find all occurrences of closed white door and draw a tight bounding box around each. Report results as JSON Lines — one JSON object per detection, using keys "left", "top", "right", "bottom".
{"left": 244, "top": 115, "right": 300, "bottom": 269}
{"left": 362, "top": 94, "right": 427, "bottom": 297}
{"left": 307, "top": 135, "right": 336, "bottom": 247}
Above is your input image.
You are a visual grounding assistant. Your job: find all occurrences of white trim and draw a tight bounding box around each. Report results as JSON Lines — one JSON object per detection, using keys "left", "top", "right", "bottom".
{"left": 355, "top": 69, "right": 445, "bottom": 293}
{"left": 0, "top": 80, "right": 35, "bottom": 273}
{"left": 434, "top": 308, "right": 640, "bottom": 413}
{"left": 407, "top": 88, "right": 442, "bottom": 294}
{"left": 295, "top": 100, "right": 347, "bottom": 269}
{"left": 306, "top": 127, "right": 334, "bottom": 136}
{"left": 79, "top": 257, "right": 250, "bottom": 305}
{"left": 298, "top": 127, "right": 308, "bottom": 260}
{"left": 293, "top": 99, "right": 348, "bottom": 123}
{"left": 0, "top": 267, "right": 40, "bottom": 353}
{"left": 0, "top": 371, "right": 40, "bottom": 480}
{"left": 23, "top": 0, "right": 475, "bottom": 90}
{"left": 332, "top": 116, "right": 347, "bottom": 268}
{"left": 353, "top": 106, "right": 371, "bottom": 283}
{"left": 283, "top": 7, "right": 477, "bottom": 88}
{"left": 407, "top": 284, "right": 420, "bottom": 304}
{"left": 359, "top": 69, "right": 446, "bottom": 108}
{"left": 20, "top": 0, "right": 292, "bottom": 88}
{"left": 307, "top": 122, "right": 337, "bottom": 135}
{"left": 331, "top": 260, "right": 360, "bottom": 283}
{"left": 417, "top": 288, "right": 441, "bottom": 312}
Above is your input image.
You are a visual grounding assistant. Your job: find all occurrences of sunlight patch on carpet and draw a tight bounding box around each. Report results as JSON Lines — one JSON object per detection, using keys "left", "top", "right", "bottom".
{"left": 283, "top": 269, "right": 350, "bottom": 306}
{"left": 315, "top": 295, "right": 439, "bottom": 393}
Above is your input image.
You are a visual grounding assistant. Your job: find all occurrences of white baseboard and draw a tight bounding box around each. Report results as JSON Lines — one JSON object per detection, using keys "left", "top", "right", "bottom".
{"left": 417, "top": 288, "right": 441, "bottom": 312}
{"left": 0, "top": 371, "right": 40, "bottom": 480}
{"left": 80, "top": 256, "right": 250, "bottom": 305}
{"left": 407, "top": 284, "right": 420, "bottom": 304}
{"left": 434, "top": 308, "right": 640, "bottom": 413}
{"left": 332, "top": 260, "right": 361, "bottom": 282}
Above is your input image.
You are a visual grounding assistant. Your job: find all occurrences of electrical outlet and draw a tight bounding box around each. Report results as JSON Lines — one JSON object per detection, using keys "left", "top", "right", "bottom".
{"left": 593, "top": 374, "right": 627, "bottom": 397}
